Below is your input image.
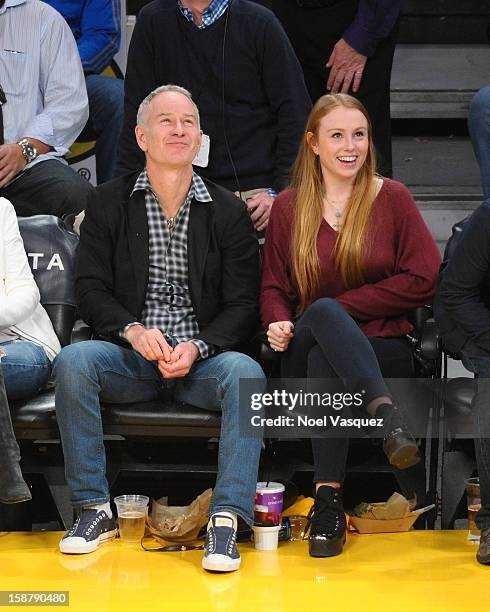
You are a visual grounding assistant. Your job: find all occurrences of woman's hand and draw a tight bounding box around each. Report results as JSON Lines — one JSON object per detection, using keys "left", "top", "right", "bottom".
{"left": 267, "top": 321, "right": 294, "bottom": 352}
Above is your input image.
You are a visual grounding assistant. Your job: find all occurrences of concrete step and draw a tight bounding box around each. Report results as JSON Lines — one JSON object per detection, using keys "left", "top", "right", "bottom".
{"left": 392, "top": 135, "right": 483, "bottom": 251}
{"left": 418, "top": 200, "right": 479, "bottom": 254}
{"left": 391, "top": 45, "right": 490, "bottom": 119}
{"left": 399, "top": 15, "right": 488, "bottom": 44}
{"left": 400, "top": 0, "right": 489, "bottom": 44}
{"left": 393, "top": 136, "right": 482, "bottom": 192}
{"left": 403, "top": 1, "right": 489, "bottom": 13}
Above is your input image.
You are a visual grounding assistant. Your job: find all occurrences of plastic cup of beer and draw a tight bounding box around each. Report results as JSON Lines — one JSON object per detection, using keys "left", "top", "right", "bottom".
{"left": 465, "top": 477, "right": 481, "bottom": 542}
{"left": 287, "top": 515, "right": 308, "bottom": 541}
{"left": 114, "top": 495, "right": 149, "bottom": 543}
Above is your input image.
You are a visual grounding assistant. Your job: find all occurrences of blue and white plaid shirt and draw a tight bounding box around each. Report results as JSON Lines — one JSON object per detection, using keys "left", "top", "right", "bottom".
{"left": 177, "top": 0, "right": 230, "bottom": 29}
{"left": 132, "top": 169, "right": 214, "bottom": 360}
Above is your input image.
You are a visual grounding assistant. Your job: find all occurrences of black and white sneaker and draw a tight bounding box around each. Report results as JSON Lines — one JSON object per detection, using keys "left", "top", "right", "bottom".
{"left": 202, "top": 514, "right": 241, "bottom": 572}
{"left": 59, "top": 508, "right": 117, "bottom": 554}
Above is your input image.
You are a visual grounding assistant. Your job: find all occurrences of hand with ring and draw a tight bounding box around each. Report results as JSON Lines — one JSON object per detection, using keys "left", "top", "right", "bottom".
{"left": 326, "top": 38, "right": 367, "bottom": 94}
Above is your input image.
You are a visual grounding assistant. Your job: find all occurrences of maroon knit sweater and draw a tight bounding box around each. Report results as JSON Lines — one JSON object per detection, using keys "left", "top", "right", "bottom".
{"left": 260, "top": 179, "right": 442, "bottom": 337}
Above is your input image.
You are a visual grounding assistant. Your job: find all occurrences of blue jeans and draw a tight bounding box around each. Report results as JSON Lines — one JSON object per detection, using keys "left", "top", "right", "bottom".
{"left": 469, "top": 84, "right": 490, "bottom": 200}
{"left": 85, "top": 75, "right": 124, "bottom": 184}
{"left": 460, "top": 340, "right": 490, "bottom": 529}
{"left": 0, "top": 340, "right": 51, "bottom": 401}
{"left": 53, "top": 341, "right": 265, "bottom": 526}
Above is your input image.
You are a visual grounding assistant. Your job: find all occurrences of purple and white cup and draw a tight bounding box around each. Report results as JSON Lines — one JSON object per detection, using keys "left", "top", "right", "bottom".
{"left": 254, "top": 482, "right": 285, "bottom": 527}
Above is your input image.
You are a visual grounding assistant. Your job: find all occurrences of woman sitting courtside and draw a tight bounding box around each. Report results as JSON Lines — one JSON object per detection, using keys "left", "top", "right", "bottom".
{"left": 260, "top": 94, "right": 440, "bottom": 558}
{"left": 0, "top": 197, "right": 61, "bottom": 504}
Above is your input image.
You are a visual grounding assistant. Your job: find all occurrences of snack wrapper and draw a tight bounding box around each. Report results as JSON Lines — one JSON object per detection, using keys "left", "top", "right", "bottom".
{"left": 146, "top": 488, "right": 212, "bottom": 543}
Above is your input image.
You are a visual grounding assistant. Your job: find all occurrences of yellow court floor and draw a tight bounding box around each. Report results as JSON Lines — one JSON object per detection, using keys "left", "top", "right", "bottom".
{"left": 0, "top": 530, "right": 488, "bottom": 612}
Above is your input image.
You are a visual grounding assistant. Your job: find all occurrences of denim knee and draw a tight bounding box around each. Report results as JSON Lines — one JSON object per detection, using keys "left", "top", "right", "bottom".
{"left": 469, "top": 85, "right": 490, "bottom": 127}
{"left": 0, "top": 341, "right": 51, "bottom": 401}
{"left": 221, "top": 353, "right": 266, "bottom": 384}
{"left": 52, "top": 341, "right": 101, "bottom": 387}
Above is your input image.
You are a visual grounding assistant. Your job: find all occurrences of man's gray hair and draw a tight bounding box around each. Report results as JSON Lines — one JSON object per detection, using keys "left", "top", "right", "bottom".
{"left": 136, "top": 84, "right": 200, "bottom": 127}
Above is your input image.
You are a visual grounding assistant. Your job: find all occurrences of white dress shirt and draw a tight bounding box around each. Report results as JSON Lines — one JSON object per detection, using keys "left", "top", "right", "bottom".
{"left": 0, "top": 0, "right": 88, "bottom": 171}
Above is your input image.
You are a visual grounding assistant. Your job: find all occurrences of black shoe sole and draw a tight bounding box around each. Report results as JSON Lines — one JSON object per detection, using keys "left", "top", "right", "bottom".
{"left": 309, "top": 534, "right": 346, "bottom": 558}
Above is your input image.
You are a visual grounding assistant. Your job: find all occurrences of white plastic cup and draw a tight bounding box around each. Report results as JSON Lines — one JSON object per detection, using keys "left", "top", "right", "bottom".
{"left": 252, "top": 525, "right": 281, "bottom": 550}
{"left": 465, "top": 477, "right": 481, "bottom": 542}
{"left": 114, "top": 494, "right": 149, "bottom": 543}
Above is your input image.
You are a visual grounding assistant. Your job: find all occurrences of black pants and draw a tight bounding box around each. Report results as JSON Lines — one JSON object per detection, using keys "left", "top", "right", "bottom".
{"left": 281, "top": 298, "right": 414, "bottom": 483}
{"left": 0, "top": 159, "right": 94, "bottom": 218}
{"left": 268, "top": 0, "right": 398, "bottom": 177}
{"left": 460, "top": 341, "right": 490, "bottom": 529}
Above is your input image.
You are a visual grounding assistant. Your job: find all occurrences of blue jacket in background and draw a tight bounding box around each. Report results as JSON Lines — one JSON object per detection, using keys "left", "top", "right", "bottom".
{"left": 45, "top": 0, "right": 121, "bottom": 74}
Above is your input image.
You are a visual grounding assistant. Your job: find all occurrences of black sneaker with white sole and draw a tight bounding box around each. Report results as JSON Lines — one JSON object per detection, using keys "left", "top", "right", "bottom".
{"left": 59, "top": 508, "right": 117, "bottom": 554}
{"left": 202, "top": 514, "right": 241, "bottom": 572}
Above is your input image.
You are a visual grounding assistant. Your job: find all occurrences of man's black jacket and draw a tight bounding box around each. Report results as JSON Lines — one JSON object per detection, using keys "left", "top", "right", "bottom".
{"left": 76, "top": 171, "right": 261, "bottom": 350}
{"left": 435, "top": 200, "right": 490, "bottom": 355}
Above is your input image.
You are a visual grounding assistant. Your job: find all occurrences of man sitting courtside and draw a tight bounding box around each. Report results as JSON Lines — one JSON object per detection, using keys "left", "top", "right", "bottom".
{"left": 53, "top": 85, "right": 265, "bottom": 572}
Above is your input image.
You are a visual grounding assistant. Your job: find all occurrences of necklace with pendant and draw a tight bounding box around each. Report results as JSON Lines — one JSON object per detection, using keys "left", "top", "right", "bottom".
{"left": 325, "top": 195, "right": 348, "bottom": 231}
{"left": 167, "top": 217, "right": 175, "bottom": 236}
{"left": 332, "top": 210, "right": 342, "bottom": 230}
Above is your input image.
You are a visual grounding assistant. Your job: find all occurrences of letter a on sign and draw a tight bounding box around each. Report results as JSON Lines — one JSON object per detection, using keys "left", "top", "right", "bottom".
{"left": 47, "top": 253, "right": 64, "bottom": 271}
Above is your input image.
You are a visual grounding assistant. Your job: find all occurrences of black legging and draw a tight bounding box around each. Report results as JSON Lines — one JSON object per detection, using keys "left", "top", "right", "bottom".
{"left": 281, "top": 298, "right": 414, "bottom": 483}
